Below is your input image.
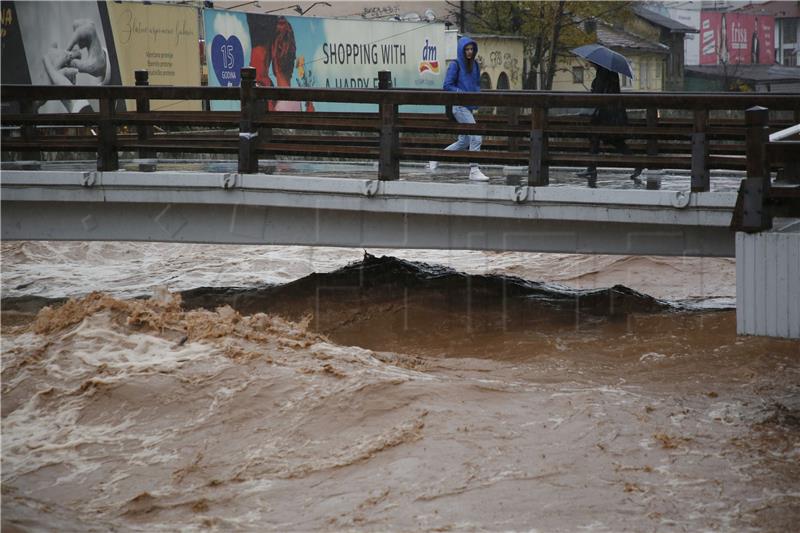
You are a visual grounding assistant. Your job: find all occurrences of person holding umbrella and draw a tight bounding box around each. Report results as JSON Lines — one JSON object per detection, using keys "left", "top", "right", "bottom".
{"left": 572, "top": 44, "right": 643, "bottom": 188}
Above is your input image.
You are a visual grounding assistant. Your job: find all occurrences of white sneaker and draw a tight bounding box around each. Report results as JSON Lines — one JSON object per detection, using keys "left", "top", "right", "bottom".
{"left": 469, "top": 167, "right": 489, "bottom": 181}
{"left": 428, "top": 161, "right": 438, "bottom": 172}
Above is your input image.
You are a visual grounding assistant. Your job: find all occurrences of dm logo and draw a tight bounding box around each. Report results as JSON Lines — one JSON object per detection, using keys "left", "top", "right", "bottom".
{"left": 419, "top": 39, "right": 439, "bottom": 75}
{"left": 211, "top": 34, "right": 245, "bottom": 86}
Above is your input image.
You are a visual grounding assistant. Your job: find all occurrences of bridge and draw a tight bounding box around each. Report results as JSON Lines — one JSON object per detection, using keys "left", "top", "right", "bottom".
{"left": 0, "top": 168, "right": 738, "bottom": 257}
{"left": 2, "top": 70, "right": 799, "bottom": 336}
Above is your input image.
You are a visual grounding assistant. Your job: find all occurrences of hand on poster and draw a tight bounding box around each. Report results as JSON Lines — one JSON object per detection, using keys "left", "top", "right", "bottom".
{"left": 40, "top": 18, "right": 109, "bottom": 113}
{"left": 42, "top": 42, "right": 87, "bottom": 112}
{"left": 66, "top": 19, "right": 108, "bottom": 82}
{"left": 43, "top": 44, "right": 79, "bottom": 86}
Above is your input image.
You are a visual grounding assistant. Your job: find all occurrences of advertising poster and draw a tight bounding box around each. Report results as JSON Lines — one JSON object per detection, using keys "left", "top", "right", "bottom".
{"left": 5, "top": 0, "right": 123, "bottom": 113}
{"left": 203, "top": 9, "right": 446, "bottom": 112}
{"left": 700, "top": 11, "right": 722, "bottom": 65}
{"left": 753, "top": 16, "right": 776, "bottom": 65}
{"left": 700, "top": 11, "right": 774, "bottom": 65}
{"left": 106, "top": 1, "right": 201, "bottom": 111}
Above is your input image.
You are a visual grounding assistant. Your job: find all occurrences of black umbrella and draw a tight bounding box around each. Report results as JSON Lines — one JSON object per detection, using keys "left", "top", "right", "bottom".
{"left": 572, "top": 44, "right": 634, "bottom": 78}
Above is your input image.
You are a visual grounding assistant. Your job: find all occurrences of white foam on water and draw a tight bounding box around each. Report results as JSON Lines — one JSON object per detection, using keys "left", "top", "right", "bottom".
{"left": 639, "top": 351, "right": 668, "bottom": 363}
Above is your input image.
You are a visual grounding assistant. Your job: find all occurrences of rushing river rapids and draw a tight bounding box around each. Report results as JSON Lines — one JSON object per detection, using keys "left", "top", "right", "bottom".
{"left": 2, "top": 242, "right": 799, "bottom": 532}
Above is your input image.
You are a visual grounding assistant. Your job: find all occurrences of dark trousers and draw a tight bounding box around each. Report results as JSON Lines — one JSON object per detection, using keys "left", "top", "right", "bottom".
{"left": 587, "top": 135, "right": 632, "bottom": 172}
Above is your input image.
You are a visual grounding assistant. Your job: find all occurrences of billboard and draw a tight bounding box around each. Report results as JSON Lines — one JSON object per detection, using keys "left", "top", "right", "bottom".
{"left": 0, "top": 0, "right": 201, "bottom": 113}
{"left": 203, "top": 9, "right": 446, "bottom": 112}
{"left": 700, "top": 11, "right": 775, "bottom": 65}
{"left": 106, "top": 1, "right": 201, "bottom": 111}
{"left": 3, "top": 0, "right": 123, "bottom": 113}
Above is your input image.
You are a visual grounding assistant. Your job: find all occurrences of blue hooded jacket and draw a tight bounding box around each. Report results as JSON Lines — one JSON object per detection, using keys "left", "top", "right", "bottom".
{"left": 444, "top": 36, "right": 480, "bottom": 109}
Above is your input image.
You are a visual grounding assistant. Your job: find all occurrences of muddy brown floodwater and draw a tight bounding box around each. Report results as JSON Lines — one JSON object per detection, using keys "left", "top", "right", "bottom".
{"left": 2, "top": 245, "right": 798, "bottom": 532}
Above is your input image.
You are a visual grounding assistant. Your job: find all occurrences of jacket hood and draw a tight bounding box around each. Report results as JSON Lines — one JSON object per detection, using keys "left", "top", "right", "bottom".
{"left": 443, "top": 35, "right": 481, "bottom": 100}
{"left": 456, "top": 36, "right": 478, "bottom": 67}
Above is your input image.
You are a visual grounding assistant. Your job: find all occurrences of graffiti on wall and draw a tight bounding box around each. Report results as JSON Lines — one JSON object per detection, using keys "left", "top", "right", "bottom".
{"left": 477, "top": 49, "right": 521, "bottom": 87}
{"left": 361, "top": 5, "right": 400, "bottom": 19}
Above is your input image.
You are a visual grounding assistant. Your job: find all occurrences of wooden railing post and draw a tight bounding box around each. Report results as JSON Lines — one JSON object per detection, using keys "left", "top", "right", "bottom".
{"left": 97, "top": 95, "right": 118, "bottom": 171}
{"left": 378, "top": 70, "right": 399, "bottom": 180}
{"left": 691, "top": 108, "right": 709, "bottom": 192}
{"left": 528, "top": 106, "right": 548, "bottom": 186}
{"left": 746, "top": 106, "right": 770, "bottom": 182}
{"left": 135, "top": 70, "right": 156, "bottom": 171}
{"left": 740, "top": 105, "right": 771, "bottom": 231}
{"left": 238, "top": 67, "right": 258, "bottom": 174}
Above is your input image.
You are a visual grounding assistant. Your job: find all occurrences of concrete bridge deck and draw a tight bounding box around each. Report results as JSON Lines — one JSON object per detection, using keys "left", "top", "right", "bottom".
{"left": 1, "top": 161, "right": 739, "bottom": 257}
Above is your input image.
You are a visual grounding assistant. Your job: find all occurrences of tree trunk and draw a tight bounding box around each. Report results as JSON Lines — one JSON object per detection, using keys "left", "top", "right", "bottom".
{"left": 530, "top": 2, "right": 545, "bottom": 90}
{"left": 543, "top": 0, "right": 566, "bottom": 90}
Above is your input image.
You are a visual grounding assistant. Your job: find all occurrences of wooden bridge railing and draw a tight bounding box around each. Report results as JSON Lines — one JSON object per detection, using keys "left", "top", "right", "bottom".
{"left": 2, "top": 67, "right": 799, "bottom": 192}
{"left": 729, "top": 107, "right": 800, "bottom": 232}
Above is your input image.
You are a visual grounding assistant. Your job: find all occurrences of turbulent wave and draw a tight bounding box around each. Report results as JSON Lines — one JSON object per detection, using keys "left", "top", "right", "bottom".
{"left": 3, "top": 252, "right": 693, "bottom": 339}
{"left": 182, "top": 252, "right": 675, "bottom": 313}
{"left": 174, "top": 253, "right": 700, "bottom": 359}
{"left": 0, "top": 253, "right": 735, "bottom": 361}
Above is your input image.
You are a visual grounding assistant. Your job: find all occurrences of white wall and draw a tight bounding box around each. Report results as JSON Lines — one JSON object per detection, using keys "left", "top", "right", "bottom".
{"left": 668, "top": 8, "right": 701, "bottom": 65}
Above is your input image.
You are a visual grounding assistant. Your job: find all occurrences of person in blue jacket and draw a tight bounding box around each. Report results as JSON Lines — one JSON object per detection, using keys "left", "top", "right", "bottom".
{"left": 429, "top": 36, "right": 489, "bottom": 181}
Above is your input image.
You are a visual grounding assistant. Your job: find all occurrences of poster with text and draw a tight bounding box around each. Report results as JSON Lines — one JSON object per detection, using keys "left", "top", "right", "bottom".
{"left": 3, "top": 0, "right": 123, "bottom": 113}
{"left": 203, "top": 9, "right": 446, "bottom": 112}
{"left": 107, "top": 1, "right": 201, "bottom": 111}
{"left": 700, "top": 11, "right": 774, "bottom": 65}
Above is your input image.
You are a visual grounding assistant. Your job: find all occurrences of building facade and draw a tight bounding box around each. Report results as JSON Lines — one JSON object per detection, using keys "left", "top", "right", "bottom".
{"left": 470, "top": 35, "right": 525, "bottom": 90}
{"left": 630, "top": 5, "right": 697, "bottom": 90}
{"left": 734, "top": 1, "right": 800, "bottom": 66}
{"left": 551, "top": 23, "right": 669, "bottom": 92}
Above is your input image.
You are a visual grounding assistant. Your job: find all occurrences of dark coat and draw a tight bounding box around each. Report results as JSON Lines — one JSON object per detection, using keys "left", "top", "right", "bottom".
{"left": 590, "top": 66, "right": 627, "bottom": 128}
